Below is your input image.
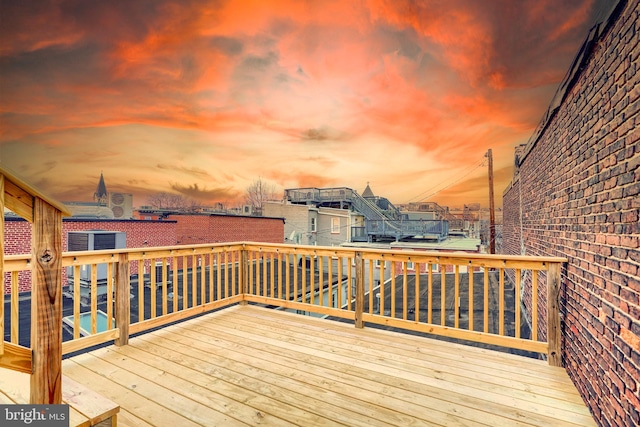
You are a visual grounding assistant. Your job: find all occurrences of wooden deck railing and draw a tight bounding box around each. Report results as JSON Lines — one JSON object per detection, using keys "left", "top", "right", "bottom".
{"left": 2, "top": 242, "right": 566, "bottom": 377}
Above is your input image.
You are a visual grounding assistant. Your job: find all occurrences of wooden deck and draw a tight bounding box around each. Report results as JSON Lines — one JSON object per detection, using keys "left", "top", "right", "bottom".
{"left": 0, "top": 370, "right": 119, "bottom": 426}
{"left": 61, "top": 305, "right": 594, "bottom": 426}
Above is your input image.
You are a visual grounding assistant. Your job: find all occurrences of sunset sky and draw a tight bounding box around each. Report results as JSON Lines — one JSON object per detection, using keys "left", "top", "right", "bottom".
{"left": 0, "top": 0, "right": 609, "bottom": 209}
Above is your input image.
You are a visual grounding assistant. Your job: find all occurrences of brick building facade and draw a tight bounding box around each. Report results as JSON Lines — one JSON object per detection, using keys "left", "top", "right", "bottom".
{"left": 169, "top": 213, "right": 284, "bottom": 245}
{"left": 502, "top": 1, "right": 639, "bottom": 425}
{"left": 4, "top": 214, "right": 284, "bottom": 294}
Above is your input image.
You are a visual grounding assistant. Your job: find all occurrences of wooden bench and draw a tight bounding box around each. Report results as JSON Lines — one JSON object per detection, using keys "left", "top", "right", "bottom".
{"left": 0, "top": 368, "right": 119, "bottom": 426}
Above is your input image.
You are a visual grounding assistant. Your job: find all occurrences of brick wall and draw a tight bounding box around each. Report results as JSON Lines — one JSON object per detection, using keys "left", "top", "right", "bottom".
{"left": 62, "top": 218, "right": 178, "bottom": 249}
{"left": 3, "top": 217, "right": 177, "bottom": 293}
{"left": 4, "top": 214, "right": 283, "bottom": 294}
{"left": 502, "top": 2, "right": 639, "bottom": 426}
{"left": 171, "top": 213, "right": 284, "bottom": 245}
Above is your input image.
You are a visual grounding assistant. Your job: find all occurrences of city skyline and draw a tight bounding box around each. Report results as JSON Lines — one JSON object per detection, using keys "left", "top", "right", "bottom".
{"left": 0, "top": 0, "right": 609, "bottom": 208}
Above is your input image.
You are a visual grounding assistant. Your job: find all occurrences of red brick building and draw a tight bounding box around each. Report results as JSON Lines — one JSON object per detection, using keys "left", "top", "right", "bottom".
{"left": 502, "top": 1, "right": 639, "bottom": 425}
{"left": 168, "top": 213, "right": 285, "bottom": 245}
{"left": 3, "top": 214, "right": 284, "bottom": 293}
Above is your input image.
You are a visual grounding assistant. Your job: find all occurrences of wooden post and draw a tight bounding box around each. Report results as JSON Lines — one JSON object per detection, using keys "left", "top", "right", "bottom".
{"left": 487, "top": 148, "right": 496, "bottom": 254}
{"left": 547, "top": 262, "right": 562, "bottom": 367}
{"left": 355, "top": 252, "right": 364, "bottom": 329}
{"left": 240, "top": 248, "right": 248, "bottom": 305}
{"left": 115, "top": 253, "right": 130, "bottom": 347}
{"left": 30, "top": 198, "right": 63, "bottom": 404}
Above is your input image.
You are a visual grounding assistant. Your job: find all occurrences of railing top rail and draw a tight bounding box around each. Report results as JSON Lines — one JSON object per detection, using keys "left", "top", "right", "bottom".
{"left": 240, "top": 242, "right": 568, "bottom": 264}
{"left": 4, "top": 242, "right": 247, "bottom": 269}
{"left": 3, "top": 241, "right": 568, "bottom": 272}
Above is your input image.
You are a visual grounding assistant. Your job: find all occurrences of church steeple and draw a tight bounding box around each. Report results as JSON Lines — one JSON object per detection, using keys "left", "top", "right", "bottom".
{"left": 362, "top": 181, "right": 374, "bottom": 198}
{"left": 94, "top": 172, "right": 108, "bottom": 206}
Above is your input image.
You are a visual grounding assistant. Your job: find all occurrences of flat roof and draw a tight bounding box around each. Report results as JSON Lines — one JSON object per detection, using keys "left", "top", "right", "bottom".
{"left": 342, "top": 237, "right": 481, "bottom": 252}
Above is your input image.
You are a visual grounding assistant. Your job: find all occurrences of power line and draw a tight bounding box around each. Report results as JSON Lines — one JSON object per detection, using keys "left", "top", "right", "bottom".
{"left": 405, "top": 158, "right": 486, "bottom": 204}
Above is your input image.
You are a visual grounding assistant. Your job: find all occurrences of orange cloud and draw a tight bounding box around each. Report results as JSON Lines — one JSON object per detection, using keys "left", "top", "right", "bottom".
{"left": 0, "top": 0, "right": 608, "bottom": 209}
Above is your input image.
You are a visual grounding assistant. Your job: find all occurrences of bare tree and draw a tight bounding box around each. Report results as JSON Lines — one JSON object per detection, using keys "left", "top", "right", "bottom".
{"left": 147, "top": 192, "right": 194, "bottom": 211}
{"left": 245, "top": 177, "right": 277, "bottom": 214}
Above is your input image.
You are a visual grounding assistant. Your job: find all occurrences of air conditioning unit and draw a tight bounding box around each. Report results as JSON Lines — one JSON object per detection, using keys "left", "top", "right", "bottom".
{"left": 67, "top": 231, "right": 126, "bottom": 304}
{"left": 108, "top": 192, "right": 133, "bottom": 219}
{"left": 68, "top": 230, "right": 126, "bottom": 252}
{"left": 242, "top": 205, "right": 253, "bottom": 215}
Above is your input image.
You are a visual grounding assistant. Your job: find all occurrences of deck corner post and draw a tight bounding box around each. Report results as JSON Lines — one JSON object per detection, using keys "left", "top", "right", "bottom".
{"left": 547, "top": 262, "right": 562, "bottom": 367}
{"left": 115, "top": 253, "right": 130, "bottom": 347}
{"left": 30, "top": 199, "right": 63, "bottom": 404}
{"left": 355, "top": 251, "right": 364, "bottom": 329}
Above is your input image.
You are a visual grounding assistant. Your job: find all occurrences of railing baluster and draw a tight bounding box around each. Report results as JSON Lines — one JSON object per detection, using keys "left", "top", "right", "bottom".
{"left": 151, "top": 257, "right": 157, "bottom": 319}
{"left": 208, "top": 254, "right": 214, "bottom": 303}
{"left": 191, "top": 254, "right": 197, "bottom": 308}
{"left": 269, "top": 253, "right": 275, "bottom": 298}
{"left": 414, "top": 263, "right": 420, "bottom": 323}
{"left": 218, "top": 252, "right": 224, "bottom": 300}
{"left": 355, "top": 252, "right": 364, "bottom": 328}
{"left": 402, "top": 262, "right": 408, "bottom": 321}
{"left": 181, "top": 255, "right": 188, "bottom": 309}
{"left": 441, "top": 266, "right": 446, "bottom": 326}
{"left": 391, "top": 261, "right": 396, "bottom": 319}
{"left": 276, "top": 253, "right": 282, "bottom": 300}
{"left": 73, "top": 266, "right": 81, "bottom": 339}
{"left": 138, "top": 259, "right": 144, "bottom": 322}
{"left": 310, "top": 256, "right": 315, "bottom": 305}
{"left": 91, "top": 263, "right": 97, "bottom": 334}
{"left": 172, "top": 255, "right": 178, "bottom": 313}
{"left": 468, "top": 265, "right": 474, "bottom": 331}
{"left": 224, "top": 251, "right": 230, "bottom": 299}
{"left": 532, "top": 270, "right": 539, "bottom": 341}
{"left": 319, "top": 256, "right": 324, "bottom": 307}
{"left": 337, "top": 256, "right": 343, "bottom": 309}
{"left": 231, "top": 251, "right": 237, "bottom": 297}
{"left": 454, "top": 265, "right": 459, "bottom": 329}
{"left": 200, "top": 255, "right": 206, "bottom": 304}
{"left": 11, "top": 272, "right": 18, "bottom": 343}
{"left": 368, "top": 259, "right": 374, "bottom": 314}
{"left": 301, "top": 256, "right": 307, "bottom": 304}
{"left": 162, "top": 258, "right": 168, "bottom": 315}
{"left": 293, "top": 254, "right": 298, "bottom": 302}
{"left": 107, "top": 262, "right": 114, "bottom": 330}
{"left": 248, "top": 251, "right": 254, "bottom": 296}
{"left": 328, "top": 256, "right": 333, "bottom": 308}
{"left": 380, "top": 259, "right": 385, "bottom": 316}
{"left": 347, "top": 257, "right": 352, "bottom": 310}
{"left": 484, "top": 268, "right": 489, "bottom": 333}
{"left": 515, "top": 268, "right": 521, "bottom": 338}
{"left": 285, "top": 253, "right": 290, "bottom": 301}
{"left": 499, "top": 267, "right": 504, "bottom": 336}
{"left": 261, "top": 253, "right": 267, "bottom": 298}
{"left": 240, "top": 250, "right": 248, "bottom": 301}
{"left": 427, "top": 264, "right": 433, "bottom": 324}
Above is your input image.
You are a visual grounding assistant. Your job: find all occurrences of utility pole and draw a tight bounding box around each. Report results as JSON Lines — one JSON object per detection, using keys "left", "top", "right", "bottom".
{"left": 487, "top": 149, "right": 496, "bottom": 254}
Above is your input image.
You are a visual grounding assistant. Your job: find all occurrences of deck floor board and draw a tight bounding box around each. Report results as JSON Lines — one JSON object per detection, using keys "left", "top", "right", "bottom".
{"left": 61, "top": 305, "right": 594, "bottom": 426}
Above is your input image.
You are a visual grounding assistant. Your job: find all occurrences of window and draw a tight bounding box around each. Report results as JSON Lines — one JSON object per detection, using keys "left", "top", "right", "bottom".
{"left": 331, "top": 217, "right": 340, "bottom": 234}
{"left": 310, "top": 217, "right": 316, "bottom": 232}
